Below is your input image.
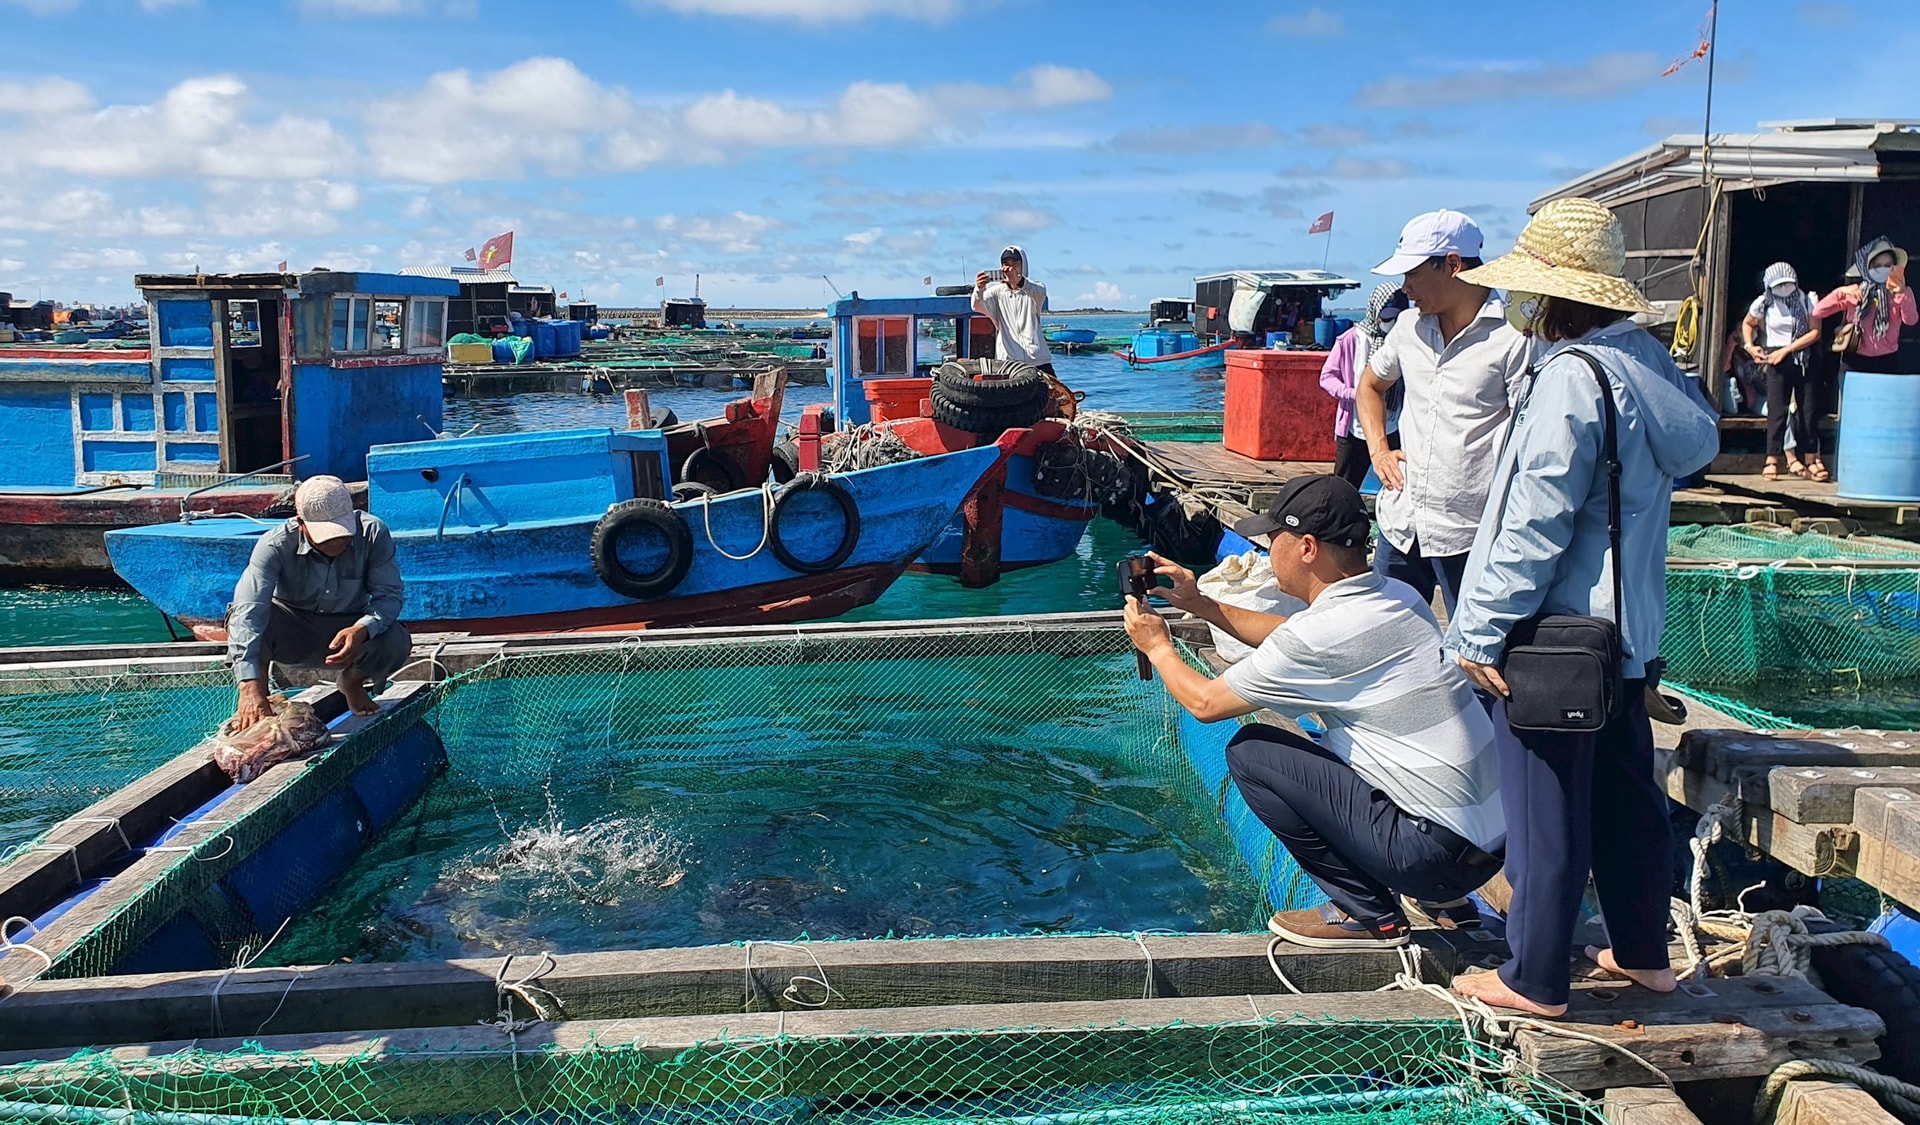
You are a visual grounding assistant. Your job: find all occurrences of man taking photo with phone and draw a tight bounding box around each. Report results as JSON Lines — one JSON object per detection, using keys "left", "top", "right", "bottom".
{"left": 1122, "top": 474, "right": 1504, "bottom": 949}
{"left": 973, "top": 245, "right": 1055, "bottom": 374}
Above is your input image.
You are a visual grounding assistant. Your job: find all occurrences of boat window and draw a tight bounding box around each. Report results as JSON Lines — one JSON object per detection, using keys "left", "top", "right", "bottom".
{"left": 406, "top": 298, "right": 447, "bottom": 351}
{"left": 330, "top": 296, "right": 372, "bottom": 353}
{"left": 854, "top": 316, "right": 910, "bottom": 376}
{"left": 227, "top": 300, "right": 262, "bottom": 348}
{"left": 371, "top": 300, "right": 403, "bottom": 351}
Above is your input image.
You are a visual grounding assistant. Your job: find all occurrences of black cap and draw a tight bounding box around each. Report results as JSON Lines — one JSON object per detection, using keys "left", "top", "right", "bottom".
{"left": 1233, "top": 474, "right": 1370, "bottom": 548}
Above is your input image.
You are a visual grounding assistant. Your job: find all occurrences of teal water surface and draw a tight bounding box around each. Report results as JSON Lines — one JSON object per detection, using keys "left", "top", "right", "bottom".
{"left": 262, "top": 649, "right": 1267, "bottom": 964}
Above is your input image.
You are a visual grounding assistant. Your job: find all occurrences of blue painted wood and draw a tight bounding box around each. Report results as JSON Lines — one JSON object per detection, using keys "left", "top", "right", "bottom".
{"left": 0, "top": 357, "right": 151, "bottom": 383}
{"left": 81, "top": 440, "right": 157, "bottom": 473}
{"left": 288, "top": 361, "right": 444, "bottom": 482}
{"left": 368, "top": 428, "right": 670, "bottom": 528}
{"left": 0, "top": 386, "right": 77, "bottom": 487}
{"left": 154, "top": 300, "right": 215, "bottom": 347}
{"left": 106, "top": 443, "right": 1004, "bottom": 627}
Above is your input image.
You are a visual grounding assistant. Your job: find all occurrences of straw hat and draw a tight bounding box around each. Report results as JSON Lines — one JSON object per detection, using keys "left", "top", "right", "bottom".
{"left": 1457, "top": 198, "right": 1654, "bottom": 315}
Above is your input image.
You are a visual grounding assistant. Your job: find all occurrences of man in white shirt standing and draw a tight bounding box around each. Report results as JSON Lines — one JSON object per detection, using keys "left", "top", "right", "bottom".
{"left": 973, "top": 245, "right": 1055, "bottom": 374}
{"left": 1356, "top": 211, "right": 1533, "bottom": 615}
{"left": 1123, "top": 475, "right": 1504, "bottom": 950}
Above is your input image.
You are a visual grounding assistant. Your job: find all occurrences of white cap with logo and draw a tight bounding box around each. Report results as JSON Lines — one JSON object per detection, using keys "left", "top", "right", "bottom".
{"left": 294, "top": 475, "right": 356, "bottom": 544}
{"left": 1374, "top": 210, "right": 1485, "bottom": 276}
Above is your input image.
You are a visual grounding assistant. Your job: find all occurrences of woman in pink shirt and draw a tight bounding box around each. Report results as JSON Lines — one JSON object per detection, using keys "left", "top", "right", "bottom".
{"left": 1320, "top": 283, "right": 1407, "bottom": 488}
{"left": 1814, "top": 236, "right": 1916, "bottom": 377}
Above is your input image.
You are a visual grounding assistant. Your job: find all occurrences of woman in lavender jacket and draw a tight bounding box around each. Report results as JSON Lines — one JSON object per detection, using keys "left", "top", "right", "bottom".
{"left": 1319, "top": 283, "right": 1407, "bottom": 488}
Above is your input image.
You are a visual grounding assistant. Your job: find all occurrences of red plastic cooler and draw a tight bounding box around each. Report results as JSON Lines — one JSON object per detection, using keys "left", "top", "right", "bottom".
{"left": 1222, "top": 349, "right": 1336, "bottom": 461}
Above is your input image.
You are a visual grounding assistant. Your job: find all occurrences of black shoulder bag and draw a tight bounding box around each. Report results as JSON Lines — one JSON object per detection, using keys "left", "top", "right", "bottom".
{"left": 1498, "top": 349, "right": 1627, "bottom": 734}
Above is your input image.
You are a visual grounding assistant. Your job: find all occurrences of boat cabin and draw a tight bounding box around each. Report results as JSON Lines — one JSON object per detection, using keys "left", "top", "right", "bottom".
{"left": 0, "top": 270, "right": 456, "bottom": 491}
{"left": 1146, "top": 298, "right": 1193, "bottom": 328}
{"left": 663, "top": 297, "right": 709, "bottom": 329}
{"left": 1192, "top": 270, "right": 1360, "bottom": 344}
{"left": 826, "top": 293, "right": 997, "bottom": 427}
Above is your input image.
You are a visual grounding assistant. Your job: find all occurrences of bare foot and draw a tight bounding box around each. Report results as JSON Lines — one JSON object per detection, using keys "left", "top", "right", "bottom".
{"left": 1584, "top": 946, "right": 1677, "bottom": 993}
{"left": 337, "top": 677, "right": 381, "bottom": 716}
{"left": 1451, "top": 969, "right": 1567, "bottom": 1017}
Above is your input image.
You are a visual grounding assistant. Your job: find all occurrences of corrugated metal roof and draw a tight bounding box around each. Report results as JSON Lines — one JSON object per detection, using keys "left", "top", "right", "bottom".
{"left": 1533, "top": 120, "right": 1920, "bottom": 210}
{"left": 1192, "top": 269, "right": 1360, "bottom": 289}
{"left": 398, "top": 266, "right": 517, "bottom": 284}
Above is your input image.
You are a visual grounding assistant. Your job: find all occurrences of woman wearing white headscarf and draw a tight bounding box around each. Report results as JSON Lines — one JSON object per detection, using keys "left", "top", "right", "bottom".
{"left": 1743, "top": 262, "right": 1821, "bottom": 480}
{"left": 1443, "top": 199, "right": 1720, "bottom": 1016}
{"left": 1318, "top": 283, "right": 1408, "bottom": 487}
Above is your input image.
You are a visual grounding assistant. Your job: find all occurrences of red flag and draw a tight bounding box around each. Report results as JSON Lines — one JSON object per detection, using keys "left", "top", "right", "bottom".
{"left": 276, "top": 260, "right": 288, "bottom": 272}
{"left": 559, "top": 291, "right": 568, "bottom": 300}
{"left": 654, "top": 276, "right": 665, "bottom": 287}
{"left": 464, "top": 247, "right": 477, "bottom": 262}
{"left": 1308, "top": 211, "right": 1334, "bottom": 235}
{"left": 478, "top": 232, "right": 513, "bottom": 268}
{"left": 923, "top": 276, "right": 933, "bottom": 286}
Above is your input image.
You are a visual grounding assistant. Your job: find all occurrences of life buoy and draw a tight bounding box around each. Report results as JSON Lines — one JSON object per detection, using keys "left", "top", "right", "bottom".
{"left": 591, "top": 499, "right": 694, "bottom": 598}
{"left": 769, "top": 473, "right": 860, "bottom": 574}
{"left": 681, "top": 446, "right": 744, "bottom": 492}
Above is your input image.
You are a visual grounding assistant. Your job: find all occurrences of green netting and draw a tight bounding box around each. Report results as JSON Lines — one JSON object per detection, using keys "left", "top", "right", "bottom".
{"left": 1662, "top": 525, "right": 1920, "bottom": 686}
{"left": 0, "top": 1013, "right": 1599, "bottom": 1125}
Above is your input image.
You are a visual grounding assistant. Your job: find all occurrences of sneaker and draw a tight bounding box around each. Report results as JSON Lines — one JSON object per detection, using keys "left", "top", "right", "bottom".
{"left": 1398, "top": 895, "right": 1483, "bottom": 931}
{"left": 1267, "top": 903, "right": 1410, "bottom": 949}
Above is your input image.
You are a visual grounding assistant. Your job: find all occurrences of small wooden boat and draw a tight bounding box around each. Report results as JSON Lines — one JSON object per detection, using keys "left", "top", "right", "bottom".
{"left": 1044, "top": 325, "right": 1098, "bottom": 346}
{"left": 1119, "top": 336, "right": 1238, "bottom": 371}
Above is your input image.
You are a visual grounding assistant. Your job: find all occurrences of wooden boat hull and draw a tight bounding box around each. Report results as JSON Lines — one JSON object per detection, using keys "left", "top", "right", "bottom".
{"left": 104, "top": 444, "right": 1005, "bottom": 635}
{"left": 0, "top": 486, "right": 290, "bottom": 589}
{"left": 883, "top": 419, "right": 1099, "bottom": 575}
{"left": 1119, "top": 340, "right": 1237, "bottom": 371}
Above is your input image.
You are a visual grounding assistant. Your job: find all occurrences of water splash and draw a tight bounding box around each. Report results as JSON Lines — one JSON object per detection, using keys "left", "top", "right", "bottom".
{"left": 447, "top": 814, "right": 686, "bottom": 908}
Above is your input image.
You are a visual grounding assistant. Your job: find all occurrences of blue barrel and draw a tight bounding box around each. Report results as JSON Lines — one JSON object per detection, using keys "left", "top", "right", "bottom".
{"left": 1836, "top": 371, "right": 1920, "bottom": 501}
{"left": 531, "top": 320, "right": 558, "bottom": 359}
{"left": 1312, "top": 317, "right": 1338, "bottom": 349}
{"left": 491, "top": 339, "right": 517, "bottom": 364}
{"left": 559, "top": 320, "right": 582, "bottom": 356}
{"left": 1265, "top": 331, "right": 1288, "bottom": 349}
{"left": 1335, "top": 317, "right": 1354, "bottom": 335}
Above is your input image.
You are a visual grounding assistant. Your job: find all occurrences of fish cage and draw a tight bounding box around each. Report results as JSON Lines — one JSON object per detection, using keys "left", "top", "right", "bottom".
{"left": 1661, "top": 525, "right": 1920, "bottom": 689}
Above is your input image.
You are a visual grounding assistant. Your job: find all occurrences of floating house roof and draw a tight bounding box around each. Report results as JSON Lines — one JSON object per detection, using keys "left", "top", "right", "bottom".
{"left": 399, "top": 266, "right": 519, "bottom": 285}
{"left": 1533, "top": 118, "right": 1920, "bottom": 210}
{"left": 1192, "top": 269, "right": 1359, "bottom": 290}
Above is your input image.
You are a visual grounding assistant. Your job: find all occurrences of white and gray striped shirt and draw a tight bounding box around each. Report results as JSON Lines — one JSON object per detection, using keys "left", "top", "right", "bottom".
{"left": 1222, "top": 572, "right": 1505, "bottom": 850}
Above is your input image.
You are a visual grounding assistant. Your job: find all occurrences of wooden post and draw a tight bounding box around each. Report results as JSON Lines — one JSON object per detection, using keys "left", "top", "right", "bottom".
{"left": 1604, "top": 1086, "right": 1705, "bottom": 1125}
{"left": 624, "top": 388, "right": 652, "bottom": 430}
{"left": 1771, "top": 1079, "right": 1904, "bottom": 1125}
{"left": 211, "top": 298, "right": 236, "bottom": 473}
{"left": 797, "top": 404, "right": 828, "bottom": 471}
{"left": 957, "top": 460, "right": 1006, "bottom": 588}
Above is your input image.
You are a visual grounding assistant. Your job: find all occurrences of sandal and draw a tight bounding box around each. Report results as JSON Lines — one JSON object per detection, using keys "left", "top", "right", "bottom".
{"left": 1808, "top": 461, "right": 1831, "bottom": 483}
{"left": 1762, "top": 459, "right": 1780, "bottom": 481}
{"left": 1786, "top": 458, "right": 1809, "bottom": 478}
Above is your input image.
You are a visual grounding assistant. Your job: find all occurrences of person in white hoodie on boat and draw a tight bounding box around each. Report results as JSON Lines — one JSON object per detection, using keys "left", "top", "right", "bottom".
{"left": 973, "top": 246, "right": 1055, "bottom": 373}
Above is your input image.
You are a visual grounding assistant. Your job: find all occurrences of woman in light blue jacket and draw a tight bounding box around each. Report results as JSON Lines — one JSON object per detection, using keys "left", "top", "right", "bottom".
{"left": 1442, "top": 199, "right": 1721, "bottom": 1016}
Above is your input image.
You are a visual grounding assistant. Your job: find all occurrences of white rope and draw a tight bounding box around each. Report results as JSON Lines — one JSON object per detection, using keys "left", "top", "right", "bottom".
{"left": 482, "top": 951, "right": 561, "bottom": 1032}
{"left": 742, "top": 940, "right": 839, "bottom": 1012}
{"left": 698, "top": 482, "right": 774, "bottom": 562}
{"left": 1262, "top": 936, "right": 1304, "bottom": 995}
{"left": 1130, "top": 931, "right": 1158, "bottom": 999}
{"left": 0, "top": 916, "right": 55, "bottom": 977}
{"left": 208, "top": 916, "right": 291, "bottom": 1037}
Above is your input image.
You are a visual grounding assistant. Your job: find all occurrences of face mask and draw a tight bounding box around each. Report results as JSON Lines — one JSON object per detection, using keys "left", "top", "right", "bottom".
{"left": 1378, "top": 308, "right": 1401, "bottom": 324}
{"left": 1868, "top": 265, "right": 1893, "bottom": 285}
{"left": 1505, "top": 291, "right": 1544, "bottom": 334}
{"left": 1771, "top": 283, "right": 1796, "bottom": 298}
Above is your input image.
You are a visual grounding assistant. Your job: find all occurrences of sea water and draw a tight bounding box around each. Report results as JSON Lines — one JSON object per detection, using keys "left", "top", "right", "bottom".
{"left": 260, "top": 649, "right": 1269, "bottom": 964}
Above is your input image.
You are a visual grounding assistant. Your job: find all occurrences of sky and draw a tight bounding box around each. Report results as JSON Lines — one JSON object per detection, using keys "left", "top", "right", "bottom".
{"left": 2, "top": 0, "right": 1916, "bottom": 309}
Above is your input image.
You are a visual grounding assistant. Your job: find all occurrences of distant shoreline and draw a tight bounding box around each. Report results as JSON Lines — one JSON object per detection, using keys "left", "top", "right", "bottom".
{"left": 597, "top": 306, "right": 1146, "bottom": 321}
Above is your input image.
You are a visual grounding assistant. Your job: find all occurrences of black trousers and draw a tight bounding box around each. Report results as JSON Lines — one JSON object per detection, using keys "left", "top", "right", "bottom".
{"left": 1373, "top": 535, "right": 1468, "bottom": 618}
{"left": 1495, "top": 684, "right": 1671, "bottom": 1007}
{"left": 1036, "top": 362, "right": 1057, "bottom": 376}
{"left": 1333, "top": 429, "right": 1398, "bottom": 489}
{"left": 1762, "top": 361, "right": 1821, "bottom": 458}
{"left": 1225, "top": 725, "right": 1499, "bottom": 924}
{"left": 1846, "top": 351, "right": 1902, "bottom": 375}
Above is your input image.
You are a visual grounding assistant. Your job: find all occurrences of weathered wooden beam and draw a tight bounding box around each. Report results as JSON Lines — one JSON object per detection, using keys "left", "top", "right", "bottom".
{"left": 1604, "top": 1086, "right": 1706, "bottom": 1125}
{"left": 1851, "top": 787, "right": 1920, "bottom": 913}
{"left": 1661, "top": 754, "right": 1858, "bottom": 879}
{"left": 1675, "top": 729, "right": 1920, "bottom": 783}
{"left": 1768, "top": 766, "right": 1920, "bottom": 825}
{"left": 1514, "top": 974, "right": 1881, "bottom": 1091}
{"left": 1770, "top": 1079, "right": 1906, "bottom": 1125}
{"left": 0, "top": 935, "right": 1437, "bottom": 1050}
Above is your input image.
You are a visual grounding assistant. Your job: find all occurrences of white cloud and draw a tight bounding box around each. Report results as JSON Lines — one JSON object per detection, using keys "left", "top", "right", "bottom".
{"left": 0, "top": 257, "right": 27, "bottom": 272}
{"left": 633, "top": 0, "right": 958, "bottom": 23}
{"left": 1357, "top": 52, "right": 1659, "bottom": 108}
{"left": 0, "top": 77, "right": 93, "bottom": 115}
{"left": 1099, "top": 123, "right": 1278, "bottom": 152}
{"left": 986, "top": 208, "right": 1059, "bottom": 233}
{"left": 0, "top": 75, "right": 353, "bottom": 181}
{"left": 1021, "top": 65, "right": 1111, "bottom": 107}
{"left": 656, "top": 211, "right": 782, "bottom": 254}
{"left": 1269, "top": 6, "right": 1343, "bottom": 36}
{"left": 365, "top": 57, "right": 628, "bottom": 182}
{"left": 55, "top": 247, "right": 147, "bottom": 270}
{"left": 1073, "top": 281, "right": 1129, "bottom": 308}
{"left": 843, "top": 227, "right": 885, "bottom": 249}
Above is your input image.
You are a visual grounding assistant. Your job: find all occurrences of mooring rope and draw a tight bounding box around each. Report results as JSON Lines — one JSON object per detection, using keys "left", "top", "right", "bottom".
{"left": 741, "top": 940, "right": 839, "bottom": 1011}
{"left": 698, "top": 482, "right": 775, "bottom": 562}
{"left": 1758, "top": 1058, "right": 1920, "bottom": 1122}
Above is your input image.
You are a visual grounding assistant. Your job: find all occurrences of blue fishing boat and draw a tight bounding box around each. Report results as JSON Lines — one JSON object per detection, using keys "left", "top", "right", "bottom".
{"left": 105, "top": 427, "right": 1007, "bottom": 638}
{"left": 1122, "top": 270, "right": 1361, "bottom": 371}
{"left": 826, "top": 293, "right": 1130, "bottom": 583}
{"left": 1044, "top": 324, "right": 1098, "bottom": 347}
{"left": 1120, "top": 298, "right": 1232, "bottom": 371}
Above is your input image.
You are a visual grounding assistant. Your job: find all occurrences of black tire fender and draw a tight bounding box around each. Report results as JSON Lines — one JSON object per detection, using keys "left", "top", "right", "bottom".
{"left": 770, "top": 441, "right": 801, "bottom": 484}
{"left": 929, "top": 388, "right": 1050, "bottom": 435}
{"left": 681, "top": 446, "right": 744, "bottom": 492}
{"left": 769, "top": 473, "right": 860, "bottom": 575}
{"left": 672, "top": 481, "right": 718, "bottom": 503}
{"left": 1809, "top": 933, "right": 1920, "bottom": 1084}
{"left": 591, "top": 499, "right": 694, "bottom": 599}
